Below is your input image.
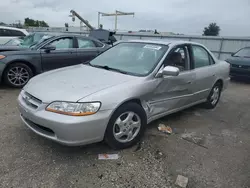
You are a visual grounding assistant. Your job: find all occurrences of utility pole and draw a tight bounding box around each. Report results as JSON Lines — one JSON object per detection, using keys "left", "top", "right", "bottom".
{"left": 98, "top": 10, "right": 135, "bottom": 31}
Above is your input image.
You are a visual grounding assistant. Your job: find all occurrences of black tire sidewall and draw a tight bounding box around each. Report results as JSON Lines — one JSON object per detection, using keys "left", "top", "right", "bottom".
{"left": 205, "top": 83, "right": 222, "bottom": 109}
{"left": 104, "top": 103, "right": 147, "bottom": 149}
{"left": 4, "top": 63, "right": 33, "bottom": 88}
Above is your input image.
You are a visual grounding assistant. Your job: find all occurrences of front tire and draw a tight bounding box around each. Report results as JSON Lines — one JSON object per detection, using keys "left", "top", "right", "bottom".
{"left": 204, "top": 82, "right": 222, "bottom": 109}
{"left": 104, "top": 103, "right": 147, "bottom": 149}
{"left": 4, "top": 63, "right": 33, "bottom": 88}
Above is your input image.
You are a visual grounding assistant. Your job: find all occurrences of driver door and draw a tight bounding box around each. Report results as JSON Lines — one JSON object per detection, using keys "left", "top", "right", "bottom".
{"left": 149, "top": 45, "right": 196, "bottom": 118}
{"left": 40, "top": 37, "right": 77, "bottom": 72}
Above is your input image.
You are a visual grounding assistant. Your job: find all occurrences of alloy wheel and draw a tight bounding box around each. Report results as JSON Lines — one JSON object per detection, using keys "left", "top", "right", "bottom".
{"left": 210, "top": 86, "right": 220, "bottom": 105}
{"left": 113, "top": 111, "right": 141, "bottom": 143}
{"left": 7, "top": 66, "right": 30, "bottom": 86}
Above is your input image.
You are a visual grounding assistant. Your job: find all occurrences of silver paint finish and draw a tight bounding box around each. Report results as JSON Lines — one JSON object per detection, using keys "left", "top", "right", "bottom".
{"left": 17, "top": 40, "right": 230, "bottom": 146}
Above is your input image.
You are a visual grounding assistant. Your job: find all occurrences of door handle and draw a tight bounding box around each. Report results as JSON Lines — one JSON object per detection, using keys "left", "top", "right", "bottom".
{"left": 186, "top": 81, "right": 192, "bottom": 84}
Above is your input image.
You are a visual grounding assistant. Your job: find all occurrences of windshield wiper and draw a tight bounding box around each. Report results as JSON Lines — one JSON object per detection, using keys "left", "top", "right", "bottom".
{"left": 91, "top": 65, "right": 128, "bottom": 74}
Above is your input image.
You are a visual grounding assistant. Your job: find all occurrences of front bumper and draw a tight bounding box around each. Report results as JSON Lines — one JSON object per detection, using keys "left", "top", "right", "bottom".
{"left": 17, "top": 92, "right": 113, "bottom": 146}
{"left": 230, "top": 68, "right": 250, "bottom": 78}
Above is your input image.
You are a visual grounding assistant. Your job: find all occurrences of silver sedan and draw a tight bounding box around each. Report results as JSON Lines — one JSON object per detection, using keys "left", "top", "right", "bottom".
{"left": 17, "top": 40, "right": 230, "bottom": 149}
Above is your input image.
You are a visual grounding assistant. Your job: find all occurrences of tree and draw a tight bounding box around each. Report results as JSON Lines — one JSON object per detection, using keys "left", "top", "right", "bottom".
{"left": 24, "top": 18, "right": 49, "bottom": 27}
{"left": 203, "top": 23, "right": 220, "bottom": 36}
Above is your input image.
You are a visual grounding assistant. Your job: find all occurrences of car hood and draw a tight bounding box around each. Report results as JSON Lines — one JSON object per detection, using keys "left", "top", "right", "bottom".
{"left": 24, "top": 64, "right": 136, "bottom": 103}
{"left": 226, "top": 56, "right": 250, "bottom": 66}
{"left": 0, "top": 45, "right": 29, "bottom": 52}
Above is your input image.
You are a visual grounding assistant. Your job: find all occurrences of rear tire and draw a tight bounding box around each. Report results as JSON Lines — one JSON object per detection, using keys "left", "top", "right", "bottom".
{"left": 104, "top": 103, "right": 147, "bottom": 150}
{"left": 4, "top": 63, "right": 33, "bottom": 88}
{"left": 204, "top": 82, "right": 222, "bottom": 109}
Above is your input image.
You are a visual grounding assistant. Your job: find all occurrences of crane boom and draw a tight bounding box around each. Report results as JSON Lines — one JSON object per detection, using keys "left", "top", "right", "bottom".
{"left": 70, "top": 10, "right": 94, "bottom": 30}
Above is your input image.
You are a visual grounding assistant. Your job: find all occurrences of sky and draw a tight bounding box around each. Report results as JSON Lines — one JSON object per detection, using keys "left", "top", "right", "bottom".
{"left": 1, "top": 0, "right": 250, "bottom": 36}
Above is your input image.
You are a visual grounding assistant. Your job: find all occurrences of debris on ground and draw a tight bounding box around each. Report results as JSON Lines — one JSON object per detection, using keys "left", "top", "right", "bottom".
{"left": 194, "top": 112, "right": 202, "bottom": 116}
{"left": 181, "top": 133, "right": 208, "bottom": 149}
{"left": 175, "top": 175, "right": 189, "bottom": 188}
{"left": 155, "top": 149, "right": 164, "bottom": 160}
{"left": 158, "top": 124, "right": 173, "bottom": 134}
{"left": 98, "top": 154, "right": 119, "bottom": 160}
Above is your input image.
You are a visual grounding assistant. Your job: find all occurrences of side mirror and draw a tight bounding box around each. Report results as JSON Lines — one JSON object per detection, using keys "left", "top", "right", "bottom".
{"left": 42, "top": 45, "right": 56, "bottom": 52}
{"left": 231, "top": 53, "right": 235, "bottom": 57}
{"left": 159, "top": 66, "right": 180, "bottom": 77}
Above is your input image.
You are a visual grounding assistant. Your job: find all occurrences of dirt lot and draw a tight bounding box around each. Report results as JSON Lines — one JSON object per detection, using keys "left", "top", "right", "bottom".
{"left": 0, "top": 81, "right": 250, "bottom": 188}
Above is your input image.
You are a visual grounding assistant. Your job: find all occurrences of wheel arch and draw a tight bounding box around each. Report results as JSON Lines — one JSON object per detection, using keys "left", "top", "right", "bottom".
{"left": 4, "top": 60, "right": 36, "bottom": 75}
{"left": 108, "top": 98, "right": 148, "bottom": 122}
{"left": 2, "top": 60, "right": 36, "bottom": 83}
{"left": 215, "top": 79, "right": 223, "bottom": 89}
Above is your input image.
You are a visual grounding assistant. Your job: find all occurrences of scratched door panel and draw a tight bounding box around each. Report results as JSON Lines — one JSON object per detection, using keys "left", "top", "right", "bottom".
{"left": 148, "top": 71, "right": 196, "bottom": 118}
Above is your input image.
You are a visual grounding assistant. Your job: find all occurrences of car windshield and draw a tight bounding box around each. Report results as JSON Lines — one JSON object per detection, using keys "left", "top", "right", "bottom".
{"left": 90, "top": 42, "right": 168, "bottom": 76}
{"left": 234, "top": 48, "right": 250, "bottom": 57}
{"left": 5, "top": 33, "right": 53, "bottom": 48}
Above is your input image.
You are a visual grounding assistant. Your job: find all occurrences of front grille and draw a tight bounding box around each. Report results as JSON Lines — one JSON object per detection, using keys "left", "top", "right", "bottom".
{"left": 22, "top": 91, "right": 42, "bottom": 109}
{"left": 231, "top": 64, "right": 250, "bottom": 69}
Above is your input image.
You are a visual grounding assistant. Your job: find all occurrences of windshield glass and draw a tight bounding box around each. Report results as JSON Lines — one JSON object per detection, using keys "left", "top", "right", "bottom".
{"left": 234, "top": 48, "right": 250, "bottom": 57}
{"left": 5, "top": 33, "right": 53, "bottom": 48}
{"left": 90, "top": 42, "right": 168, "bottom": 76}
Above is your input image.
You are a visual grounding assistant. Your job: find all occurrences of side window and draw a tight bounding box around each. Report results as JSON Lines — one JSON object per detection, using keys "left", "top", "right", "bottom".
{"left": 192, "top": 45, "right": 210, "bottom": 68}
{"left": 0, "top": 29, "right": 11, "bottom": 36}
{"left": 77, "top": 38, "right": 96, "bottom": 48}
{"left": 48, "top": 38, "right": 73, "bottom": 49}
{"left": 10, "top": 30, "right": 26, "bottom": 37}
{"left": 164, "top": 45, "right": 190, "bottom": 71}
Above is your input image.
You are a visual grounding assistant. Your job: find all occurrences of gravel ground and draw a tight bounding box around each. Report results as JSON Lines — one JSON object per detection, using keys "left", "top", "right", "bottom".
{"left": 0, "top": 80, "right": 250, "bottom": 188}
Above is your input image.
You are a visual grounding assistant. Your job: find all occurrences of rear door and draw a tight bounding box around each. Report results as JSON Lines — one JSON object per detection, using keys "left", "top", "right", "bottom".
{"left": 76, "top": 37, "right": 100, "bottom": 64}
{"left": 40, "top": 37, "right": 78, "bottom": 71}
{"left": 189, "top": 45, "right": 217, "bottom": 102}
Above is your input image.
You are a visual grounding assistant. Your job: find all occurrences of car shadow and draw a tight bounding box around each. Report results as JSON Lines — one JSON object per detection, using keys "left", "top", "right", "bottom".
{"left": 230, "top": 77, "right": 250, "bottom": 84}
{"left": 0, "top": 84, "right": 20, "bottom": 91}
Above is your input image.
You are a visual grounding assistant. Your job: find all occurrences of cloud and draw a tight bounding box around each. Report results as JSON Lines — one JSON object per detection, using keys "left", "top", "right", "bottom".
{"left": 0, "top": 0, "right": 250, "bottom": 36}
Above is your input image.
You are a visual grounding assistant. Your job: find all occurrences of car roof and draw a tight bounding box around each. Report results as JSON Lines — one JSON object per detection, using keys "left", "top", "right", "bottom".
{"left": 125, "top": 39, "right": 203, "bottom": 46}
{"left": 0, "top": 26, "right": 27, "bottom": 31}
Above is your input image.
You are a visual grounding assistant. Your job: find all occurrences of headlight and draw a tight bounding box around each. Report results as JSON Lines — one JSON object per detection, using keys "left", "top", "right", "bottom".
{"left": 0, "top": 55, "right": 6, "bottom": 60}
{"left": 46, "top": 101, "right": 101, "bottom": 116}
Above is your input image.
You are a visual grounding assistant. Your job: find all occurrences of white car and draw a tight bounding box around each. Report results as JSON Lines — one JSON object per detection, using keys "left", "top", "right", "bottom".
{"left": 0, "top": 26, "right": 29, "bottom": 45}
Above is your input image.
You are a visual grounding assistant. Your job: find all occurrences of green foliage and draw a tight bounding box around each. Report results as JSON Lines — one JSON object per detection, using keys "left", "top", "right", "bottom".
{"left": 203, "top": 23, "right": 220, "bottom": 36}
{"left": 24, "top": 18, "right": 49, "bottom": 27}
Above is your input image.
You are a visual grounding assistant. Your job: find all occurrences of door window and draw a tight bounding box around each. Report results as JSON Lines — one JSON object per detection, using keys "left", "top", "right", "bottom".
{"left": 77, "top": 38, "right": 96, "bottom": 48}
{"left": 164, "top": 45, "right": 190, "bottom": 71}
{"left": 192, "top": 45, "right": 211, "bottom": 68}
{"left": 48, "top": 38, "right": 73, "bottom": 49}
